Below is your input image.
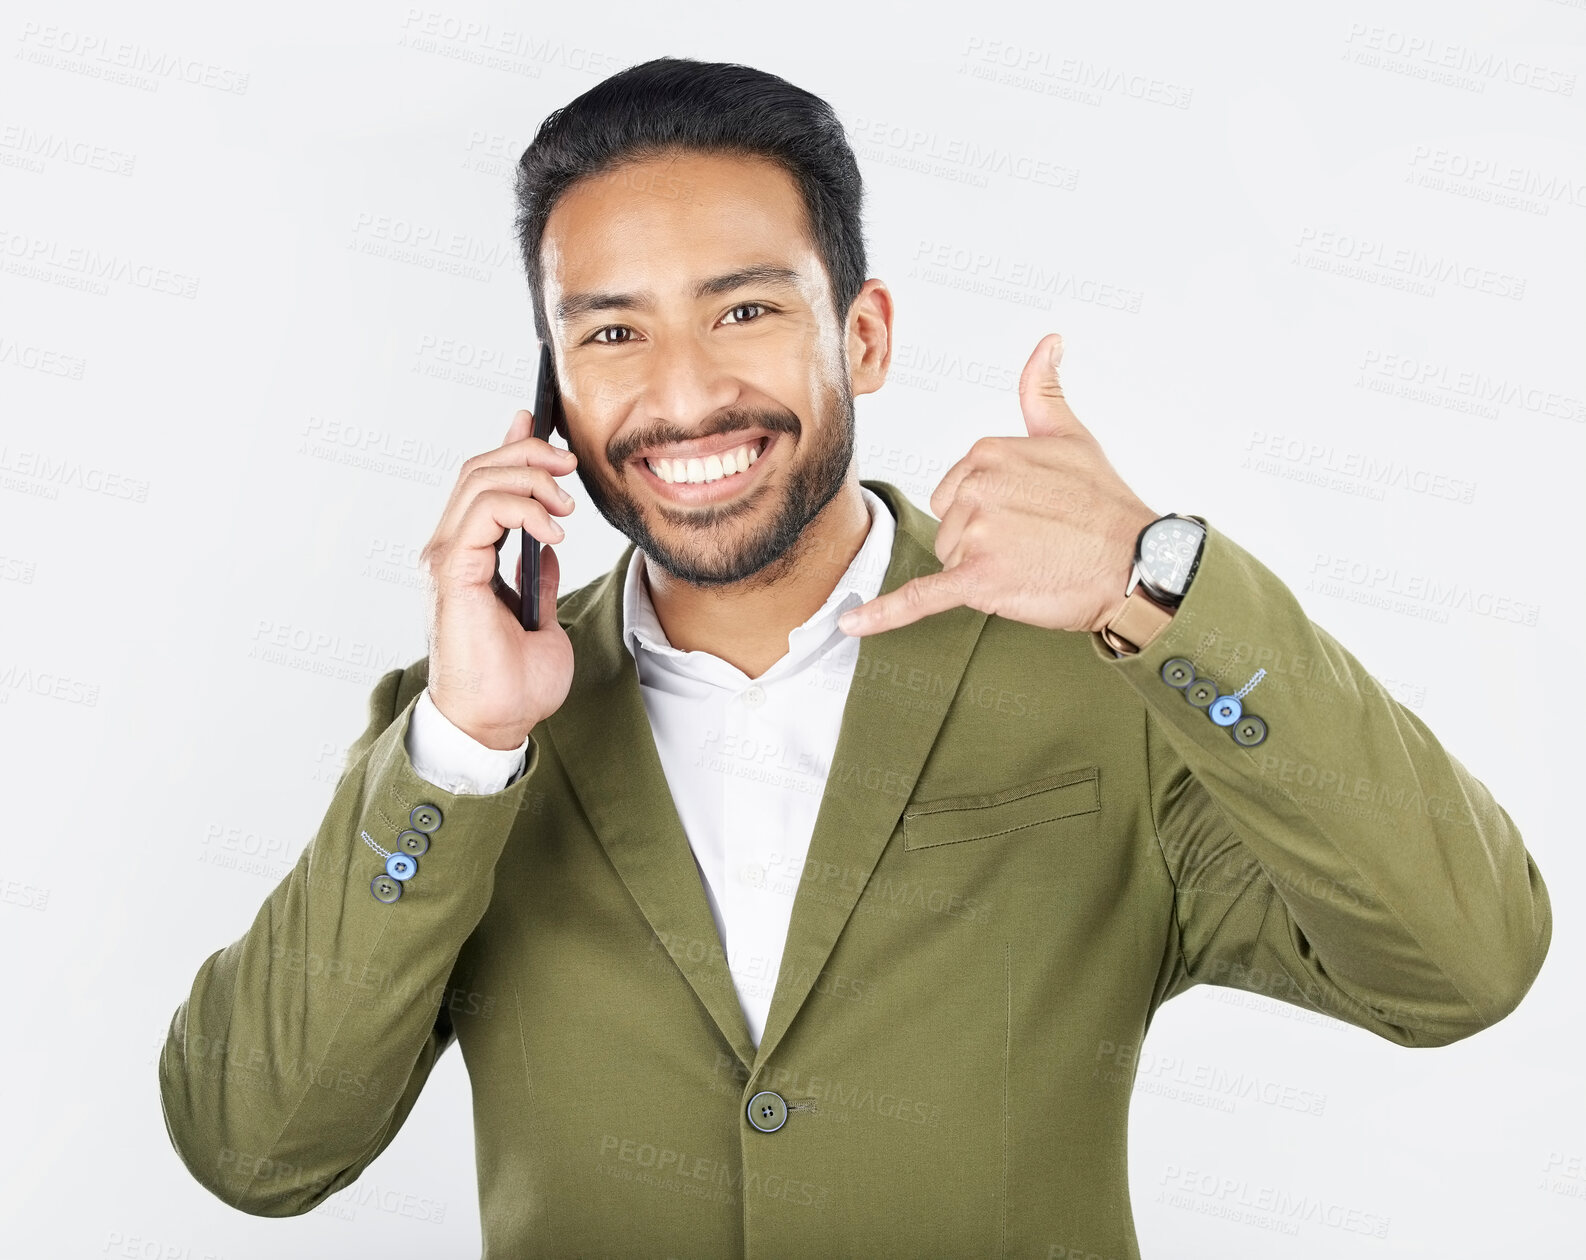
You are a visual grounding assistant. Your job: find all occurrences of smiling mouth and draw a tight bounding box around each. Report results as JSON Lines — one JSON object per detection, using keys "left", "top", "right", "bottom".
{"left": 638, "top": 435, "right": 771, "bottom": 486}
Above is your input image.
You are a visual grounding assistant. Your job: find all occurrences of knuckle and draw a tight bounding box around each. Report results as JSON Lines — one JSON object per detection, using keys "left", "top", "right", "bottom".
{"left": 422, "top": 549, "right": 451, "bottom": 583}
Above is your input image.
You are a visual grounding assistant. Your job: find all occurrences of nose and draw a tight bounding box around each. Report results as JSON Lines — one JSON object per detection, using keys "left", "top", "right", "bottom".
{"left": 629, "top": 334, "right": 743, "bottom": 440}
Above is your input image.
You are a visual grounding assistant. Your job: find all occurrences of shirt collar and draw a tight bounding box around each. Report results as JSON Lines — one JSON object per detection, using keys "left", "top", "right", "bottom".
{"left": 621, "top": 483, "right": 895, "bottom": 674}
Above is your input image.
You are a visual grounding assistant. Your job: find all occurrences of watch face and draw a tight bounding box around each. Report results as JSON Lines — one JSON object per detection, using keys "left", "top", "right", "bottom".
{"left": 1139, "top": 516, "right": 1205, "bottom": 596}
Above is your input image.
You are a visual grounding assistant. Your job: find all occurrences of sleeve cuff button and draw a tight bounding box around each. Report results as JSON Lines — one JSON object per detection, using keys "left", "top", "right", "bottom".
{"left": 397, "top": 829, "right": 431, "bottom": 857}
{"left": 1160, "top": 658, "right": 1195, "bottom": 688}
{"left": 1232, "top": 715, "right": 1268, "bottom": 746}
{"left": 1185, "top": 678, "right": 1218, "bottom": 708}
{"left": 371, "top": 874, "right": 403, "bottom": 903}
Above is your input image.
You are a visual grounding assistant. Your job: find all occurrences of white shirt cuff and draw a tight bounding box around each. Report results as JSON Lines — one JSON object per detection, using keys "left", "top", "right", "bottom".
{"left": 405, "top": 687, "right": 529, "bottom": 795}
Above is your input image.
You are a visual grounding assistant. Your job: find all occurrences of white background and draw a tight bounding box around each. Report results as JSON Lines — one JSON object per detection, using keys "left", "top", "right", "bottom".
{"left": 1, "top": 0, "right": 1582, "bottom": 1255}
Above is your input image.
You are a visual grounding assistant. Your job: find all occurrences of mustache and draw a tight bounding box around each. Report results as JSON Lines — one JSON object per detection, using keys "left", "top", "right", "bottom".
{"left": 607, "top": 407, "right": 801, "bottom": 467}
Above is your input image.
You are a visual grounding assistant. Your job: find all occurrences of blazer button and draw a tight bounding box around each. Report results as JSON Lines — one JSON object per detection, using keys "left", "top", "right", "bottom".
{"left": 1160, "top": 658, "right": 1195, "bottom": 688}
{"left": 397, "top": 829, "right": 431, "bottom": 857}
{"left": 1208, "top": 694, "right": 1242, "bottom": 726}
{"left": 410, "top": 804, "right": 444, "bottom": 833}
{"left": 1184, "top": 678, "right": 1219, "bottom": 708}
{"left": 386, "top": 852, "right": 418, "bottom": 881}
{"left": 1232, "top": 715, "right": 1268, "bottom": 747}
{"left": 371, "top": 874, "right": 403, "bottom": 903}
{"left": 747, "top": 1090, "right": 788, "bottom": 1133}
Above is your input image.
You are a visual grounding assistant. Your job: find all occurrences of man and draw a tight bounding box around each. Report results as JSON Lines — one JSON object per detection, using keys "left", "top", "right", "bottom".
{"left": 158, "top": 57, "right": 1552, "bottom": 1257}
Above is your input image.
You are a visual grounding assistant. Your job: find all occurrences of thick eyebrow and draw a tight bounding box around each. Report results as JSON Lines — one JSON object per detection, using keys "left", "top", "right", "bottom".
{"left": 555, "top": 264, "right": 803, "bottom": 325}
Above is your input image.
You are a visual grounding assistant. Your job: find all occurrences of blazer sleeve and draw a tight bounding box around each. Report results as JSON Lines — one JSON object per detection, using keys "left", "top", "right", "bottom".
{"left": 157, "top": 664, "right": 538, "bottom": 1214}
{"left": 1094, "top": 517, "right": 1552, "bottom": 1048}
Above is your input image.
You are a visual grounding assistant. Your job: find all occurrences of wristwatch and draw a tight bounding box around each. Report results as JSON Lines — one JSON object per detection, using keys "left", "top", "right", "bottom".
{"left": 1099, "top": 513, "right": 1207, "bottom": 657}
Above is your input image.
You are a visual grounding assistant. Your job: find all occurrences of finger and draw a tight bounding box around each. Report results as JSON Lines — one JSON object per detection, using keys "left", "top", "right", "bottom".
{"left": 928, "top": 442, "right": 1000, "bottom": 520}
{"left": 436, "top": 464, "right": 577, "bottom": 565}
{"left": 504, "top": 408, "right": 535, "bottom": 445}
{"left": 466, "top": 464, "right": 578, "bottom": 515}
{"left": 491, "top": 541, "right": 542, "bottom": 626}
{"left": 928, "top": 451, "right": 973, "bottom": 521}
{"left": 930, "top": 486, "right": 978, "bottom": 568}
{"left": 1018, "top": 333, "right": 1087, "bottom": 438}
{"left": 433, "top": 489, "right": 568, "bottom": 593}
{"left": 434, "top": 431, "right": 577, "bottom": 552}
{"left": 489, "top": 562, "right": 521, "bottom": 621}
{"left": 475, "top": 424, "right": 578, "bottom": 482}
{"left": 493, "top": 540, "right": 560, "bottom": 628}
{"left": 537, "top": 542, "right": 561, "bottom": 627}
{"left": 503, "top": 430, "right": 577, "bottom": 469}
{"left": 836, "top": 567, "right": 975, "bottom": 638}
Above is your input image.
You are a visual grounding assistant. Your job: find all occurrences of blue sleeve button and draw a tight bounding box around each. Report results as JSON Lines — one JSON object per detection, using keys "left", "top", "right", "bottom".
{"left": 1208, "top": 694, "right": 1242, "bottom": 726}
{"left": 386, "top": 852, "right": 418, "bottom": 881}
{"left": 410, "top": 803, "right": 443, "bottom": 833}
{"left": 371, "top": 874, "right": 403, "bottom": 903}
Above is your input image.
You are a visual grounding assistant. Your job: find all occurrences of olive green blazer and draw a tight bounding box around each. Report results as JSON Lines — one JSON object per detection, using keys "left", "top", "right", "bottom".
{"left": 158, "top": 478, "right": 1551, "bottom": 1258}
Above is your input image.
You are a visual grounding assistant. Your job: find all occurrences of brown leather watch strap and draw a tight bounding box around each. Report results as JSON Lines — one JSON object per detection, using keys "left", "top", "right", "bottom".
{"left": 1099, "top": 587, "right": 1175, "bottom": 657}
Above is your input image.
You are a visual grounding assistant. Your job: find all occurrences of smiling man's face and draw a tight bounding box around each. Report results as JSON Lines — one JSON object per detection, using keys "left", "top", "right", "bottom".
{"left": 540, "top": 150, "right": 870, "bottom": 589}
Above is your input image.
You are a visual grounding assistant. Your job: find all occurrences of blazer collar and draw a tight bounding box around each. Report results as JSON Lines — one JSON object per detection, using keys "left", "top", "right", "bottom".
{"left": 543, "top": 479, "right": 989, "bottom": 1072}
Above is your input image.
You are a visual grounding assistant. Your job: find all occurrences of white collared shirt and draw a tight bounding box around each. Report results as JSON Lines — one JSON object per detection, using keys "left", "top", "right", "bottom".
{"left": 406, "top": 485, "right": 896, "bottom": 1047}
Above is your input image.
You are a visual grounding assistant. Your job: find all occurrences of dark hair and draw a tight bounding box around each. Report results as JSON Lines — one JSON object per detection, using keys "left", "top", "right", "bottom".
{"left": 513, "top": 57, "right": 867, "bottom": 347}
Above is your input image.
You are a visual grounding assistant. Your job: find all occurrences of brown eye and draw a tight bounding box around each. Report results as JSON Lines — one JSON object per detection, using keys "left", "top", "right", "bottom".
{"left": 723, "top": 303, "right": 767, "bottom": 325}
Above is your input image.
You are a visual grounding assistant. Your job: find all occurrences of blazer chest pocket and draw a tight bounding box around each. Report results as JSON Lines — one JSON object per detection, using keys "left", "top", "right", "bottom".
{"left": 902, "top": 766, "right": 1100, "bottom": 851}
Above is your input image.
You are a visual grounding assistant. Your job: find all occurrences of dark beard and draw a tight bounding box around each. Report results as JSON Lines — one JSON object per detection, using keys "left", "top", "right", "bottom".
{"left": 569, "top": 373, "right": 856, "bottom": 592}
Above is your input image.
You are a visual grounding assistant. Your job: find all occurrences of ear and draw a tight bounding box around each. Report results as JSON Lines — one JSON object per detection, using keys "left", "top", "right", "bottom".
{"left": 846, "top": 280, "right": 894, "bottom": 399}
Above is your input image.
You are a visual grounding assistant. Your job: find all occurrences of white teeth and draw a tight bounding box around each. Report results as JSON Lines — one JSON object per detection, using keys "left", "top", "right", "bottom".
{"left": 646, "top": 438, "right": 765, "bottom": 485}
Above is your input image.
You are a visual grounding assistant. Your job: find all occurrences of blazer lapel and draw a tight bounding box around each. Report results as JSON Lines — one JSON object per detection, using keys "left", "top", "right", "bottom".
{"left": 543, "top": 479, "right": 988, "bottom": 1075}
{"left": 543, "top": 540, "right": 761, "bottom": 1069}
{"left": 753, "top": 481, "right": 986, "bottom": 1068}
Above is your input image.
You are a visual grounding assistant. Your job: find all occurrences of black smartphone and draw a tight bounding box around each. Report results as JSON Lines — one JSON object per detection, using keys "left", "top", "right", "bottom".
{"left": 520, "top": 341, "right": 567, "bottom": 631}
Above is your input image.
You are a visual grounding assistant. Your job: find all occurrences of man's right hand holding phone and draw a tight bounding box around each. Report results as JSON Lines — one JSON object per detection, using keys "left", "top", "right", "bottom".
{"left": 419, "top": 407, "right": 580, "bottom": 751}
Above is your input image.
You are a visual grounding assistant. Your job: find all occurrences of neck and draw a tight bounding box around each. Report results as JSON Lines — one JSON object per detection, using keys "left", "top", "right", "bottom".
{"left": 642, "top": 478, "right": 873, "bottom": 680}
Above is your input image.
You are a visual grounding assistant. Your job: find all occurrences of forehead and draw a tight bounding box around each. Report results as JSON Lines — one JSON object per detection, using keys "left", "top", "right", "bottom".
{"left": 541, "top": 150, "right": 827, "bottom": 315}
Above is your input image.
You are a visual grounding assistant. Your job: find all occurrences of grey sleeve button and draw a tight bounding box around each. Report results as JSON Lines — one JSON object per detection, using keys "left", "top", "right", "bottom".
{"left": 1232, "top": 715, "right": 1268, "bottom": 747}
{"left": 1184, "top": 678, "right": 1219, "bottom": 708}
{"left": 1160, "top": 657, "right": 1195, "bottom": 688}
{"left": 371, "top": 874, "right": 403, "bottom": 903}
{"left": 747, "top": 1090, "right": 788, "bottom": 1132}
{"left": 409, "top": 803, "right": 444, "bottom": 833}
{"left": 397, "top": 829, "right": 431, "bottom": 857}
